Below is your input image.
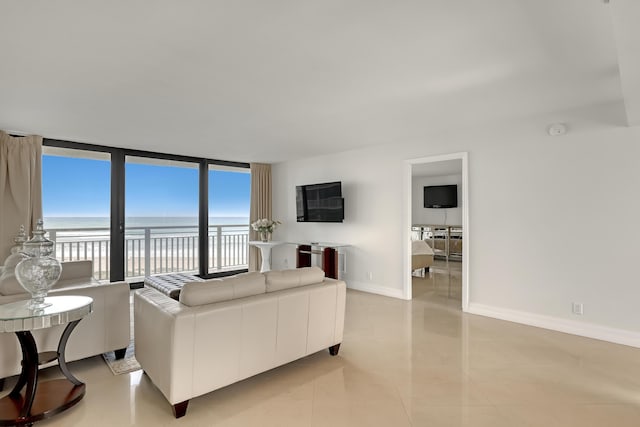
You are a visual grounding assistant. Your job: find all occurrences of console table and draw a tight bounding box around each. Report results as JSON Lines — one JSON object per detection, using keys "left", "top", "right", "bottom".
{"left": 0, "top": 296, "right": 93, "bottom": 426}
{"left": 295, "top": 242, "right": 348, "bottom": 280}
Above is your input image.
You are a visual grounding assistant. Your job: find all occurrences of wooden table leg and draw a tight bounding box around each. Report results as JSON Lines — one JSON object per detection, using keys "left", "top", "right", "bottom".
{"left": 0, "top": 321, "right": 86, "bottom": 426}
{"left": 57, "top": 320, "right": 82, "bottom": 386}
{"left": 10, "top": 331, "right": 39, "bottom": 419}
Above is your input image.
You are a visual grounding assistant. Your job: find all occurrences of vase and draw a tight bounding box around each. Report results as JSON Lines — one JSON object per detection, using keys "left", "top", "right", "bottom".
{"left": 14, "top": 219, "right": 62, "bottom": 309}
{"left": 260, "top": 231, "right": 271, "bottom": 242}
{"left": 15, "top": 255, "right": 62, "bottom": 309}
{"left": 22, "top": 219, "right": 55, "bottom": 257}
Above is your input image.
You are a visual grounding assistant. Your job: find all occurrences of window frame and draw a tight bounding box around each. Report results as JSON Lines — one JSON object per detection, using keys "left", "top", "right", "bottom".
{"left": 43, "top": 138, "right": 250, "bottom": 284}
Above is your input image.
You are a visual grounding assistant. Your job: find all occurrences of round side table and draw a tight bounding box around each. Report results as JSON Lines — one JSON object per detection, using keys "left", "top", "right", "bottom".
{"left": 0, "top": 296, "right": 93, "bottom": 426}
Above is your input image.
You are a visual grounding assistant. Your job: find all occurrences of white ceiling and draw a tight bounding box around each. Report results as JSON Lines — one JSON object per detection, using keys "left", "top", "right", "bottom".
{"left": 0, "top": 0, "right": 636, "bottom": 163}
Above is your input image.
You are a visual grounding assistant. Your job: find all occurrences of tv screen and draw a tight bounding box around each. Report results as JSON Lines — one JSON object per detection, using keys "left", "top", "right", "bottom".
{"left": 424, "top": 185, "right": 457, "bottom": 208}
{"left": 296, "top": 181, "right": 344, "bottom": 222}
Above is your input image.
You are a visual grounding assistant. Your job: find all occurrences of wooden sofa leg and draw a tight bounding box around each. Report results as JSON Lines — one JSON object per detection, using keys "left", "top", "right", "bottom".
{"left": 172, "top": 400, "right": 189, "bottom": 418}
{"left": 114, "top": 348, "right": 127, "bottom": 360}
{"left": 329, "top": 343, "right": 341, "bottom": 356}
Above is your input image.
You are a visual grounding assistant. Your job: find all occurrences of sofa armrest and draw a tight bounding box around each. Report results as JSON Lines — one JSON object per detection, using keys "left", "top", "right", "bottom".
{"left": 134, "top": 288, "right": 196, "bottom": 405}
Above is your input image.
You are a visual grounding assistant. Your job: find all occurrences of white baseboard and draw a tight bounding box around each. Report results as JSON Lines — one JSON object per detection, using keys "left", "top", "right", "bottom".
{"left": 347, "top": 281, "right": 405, "bottom": 299}
{"left": 467, "top": 303, "right": 640, "bottom": 348}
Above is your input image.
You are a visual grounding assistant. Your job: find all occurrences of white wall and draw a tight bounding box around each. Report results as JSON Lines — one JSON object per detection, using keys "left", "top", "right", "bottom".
{"left": 412, "top": 174, "right": 462, "bottom": 226}
{"left": 271, "top": 102, "right": 640, "bottom": 344}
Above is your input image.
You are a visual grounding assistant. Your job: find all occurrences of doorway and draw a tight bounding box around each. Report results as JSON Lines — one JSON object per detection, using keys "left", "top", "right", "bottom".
{"left": 403, "top": 152, "right": 469, "bottom": 311}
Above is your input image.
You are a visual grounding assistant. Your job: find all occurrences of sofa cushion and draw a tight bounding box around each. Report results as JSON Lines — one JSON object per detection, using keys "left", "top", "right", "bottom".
{"left": 265, "top": 267, "right": 325, "bottom": 292}
{"left": 58, "top": 260, "right": 93, "bottom": 282}
{"left": 0, "top": 274, "right": 25, "bottom": 296}
{"left": 179, "top": 272, "right": 266, "bottom": 307}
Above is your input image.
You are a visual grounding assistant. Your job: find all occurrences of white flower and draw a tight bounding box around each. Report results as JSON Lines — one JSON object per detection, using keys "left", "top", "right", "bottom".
{"left": 251, "top": 218, "right": 281, "bottom": 233}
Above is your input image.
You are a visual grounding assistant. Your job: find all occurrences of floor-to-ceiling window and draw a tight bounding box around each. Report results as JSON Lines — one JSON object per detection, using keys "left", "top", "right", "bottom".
{"left": 125, "top": 156, "right": 200, "bottom": 280}
{"left": 208, "top": 165, "right": 250, "bottom": 274}
{"left": 42, "top": 146, "right": 112, "bottom": 280}
{"left": 42, "top": 139, "right": 250, "bottom": 285}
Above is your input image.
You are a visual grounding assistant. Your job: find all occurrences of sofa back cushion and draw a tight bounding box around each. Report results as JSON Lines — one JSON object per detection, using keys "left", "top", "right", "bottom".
{"left": 58, "top": 260, "right": 93, "bottom": 282}
{"left": 179, "top": 272, "right": 266, "bottom": 307}
{"left": 265, "top": 266, "right": 325, "bottom": 292}
{"left": 0, "top": 274, "right": 25, "bottom": 296}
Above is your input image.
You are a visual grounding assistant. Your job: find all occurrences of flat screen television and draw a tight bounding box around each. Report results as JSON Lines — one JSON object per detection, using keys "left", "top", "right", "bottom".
{"left": 424, "top": 185, "right": 457, "bottom": 208}
{"left": 296, "top": 181, "right": 344, "bottom": 222}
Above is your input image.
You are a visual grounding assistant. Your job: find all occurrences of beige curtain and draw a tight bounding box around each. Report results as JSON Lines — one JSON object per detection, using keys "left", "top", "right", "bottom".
{"left": 248, "top": 163, "right": 272, "bottom": 272}
{"left": 0, "top": 131, "right": 43, "bottom": 261}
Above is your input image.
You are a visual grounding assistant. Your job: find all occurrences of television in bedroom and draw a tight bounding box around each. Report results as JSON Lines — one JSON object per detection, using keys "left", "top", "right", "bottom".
{"left": 424, "top": 185, "right": 457, "bottom": 208}
{"left": 296, "top": 181, "right": 344, "bottom": 222}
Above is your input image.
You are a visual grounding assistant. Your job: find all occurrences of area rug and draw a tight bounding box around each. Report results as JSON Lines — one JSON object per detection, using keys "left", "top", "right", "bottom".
{"left": 102, "top": 341, "right": 141, "bottom": 375}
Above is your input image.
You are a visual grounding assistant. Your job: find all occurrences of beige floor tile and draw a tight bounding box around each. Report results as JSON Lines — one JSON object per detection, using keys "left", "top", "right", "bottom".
{"left": 408, "top": 404, "right": 513, "bottom": 427}
{"left": 10, "top": 260, "right": 640, "bottom": 426}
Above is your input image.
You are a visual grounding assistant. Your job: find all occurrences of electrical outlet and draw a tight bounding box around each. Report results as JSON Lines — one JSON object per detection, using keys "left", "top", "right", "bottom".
{"left": 283, "top": 258, "right": 289, "bottom": 268}
{"left": 572, "top": 302, "right": 583, "bottom": 315}
{"left": 367, "top": 272, "right": 373, "bottom": 281}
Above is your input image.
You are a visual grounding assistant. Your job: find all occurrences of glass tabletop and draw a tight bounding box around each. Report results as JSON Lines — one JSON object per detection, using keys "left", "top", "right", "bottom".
{"left": 0, "top": 296, "right": 93, "bottom": 333}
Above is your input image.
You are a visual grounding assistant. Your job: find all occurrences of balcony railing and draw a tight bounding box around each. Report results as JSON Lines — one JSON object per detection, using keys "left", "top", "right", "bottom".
{"left": 47, "top": 224, "right": 249, "bottom": 281}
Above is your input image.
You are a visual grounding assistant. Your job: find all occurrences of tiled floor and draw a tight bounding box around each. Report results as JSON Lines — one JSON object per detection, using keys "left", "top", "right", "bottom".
{"left": 4, "top": 261, "right": 640, "bottom": 426}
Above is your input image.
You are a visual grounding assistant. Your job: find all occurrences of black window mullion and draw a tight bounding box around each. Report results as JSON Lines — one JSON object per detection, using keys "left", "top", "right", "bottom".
{"left": 198, "top": 160, "right": 208, "bottom": 277}
{"left": 110, "top": 150, "right": 125, "bottom": 282}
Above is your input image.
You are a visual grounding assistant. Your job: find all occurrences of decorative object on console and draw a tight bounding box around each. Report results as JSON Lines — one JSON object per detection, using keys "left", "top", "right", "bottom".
{"left": 14, "top": 219, "right": 62, "bottom": 309}
{"left": 251, "top": 218, "right": 281, "bottom": 242}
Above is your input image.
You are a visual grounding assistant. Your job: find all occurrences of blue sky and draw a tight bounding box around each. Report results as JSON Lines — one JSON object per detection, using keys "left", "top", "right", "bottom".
{"left": 42, "top": 155, "right": 250, "bottom": 217}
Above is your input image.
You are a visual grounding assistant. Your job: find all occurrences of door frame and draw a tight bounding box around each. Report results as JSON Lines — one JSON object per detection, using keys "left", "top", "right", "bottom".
{"left": 403, "top": 152, "right": 469, "bottom": 311}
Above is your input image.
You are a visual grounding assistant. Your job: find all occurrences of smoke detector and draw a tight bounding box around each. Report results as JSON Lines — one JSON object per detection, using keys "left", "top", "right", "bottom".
{"left": 547, "top": 123, "right": 567, "bottom": 136}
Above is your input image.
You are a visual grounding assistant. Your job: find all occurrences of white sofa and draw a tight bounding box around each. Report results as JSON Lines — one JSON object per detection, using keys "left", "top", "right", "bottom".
{"left": 134, "top": 266, "right": 346, "bottom": 418}
{"left": 0, "top": 260, "right": 131, "bottom": 388}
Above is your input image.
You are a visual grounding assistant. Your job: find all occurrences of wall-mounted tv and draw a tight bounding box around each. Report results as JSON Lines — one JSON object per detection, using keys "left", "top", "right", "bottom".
{"left": 424, "top": 185, "right": 457, "bottom": 208}
{"left": 296, "top": 181, "right": 344, "bottom": 222}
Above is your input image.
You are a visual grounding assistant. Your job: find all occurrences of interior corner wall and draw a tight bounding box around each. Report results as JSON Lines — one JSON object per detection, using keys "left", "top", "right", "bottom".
{"left": 270, "top": 102, "right": 640, "bottom": 342}
{"left": 412, "top": 174, "right": 463, "bottom": 226}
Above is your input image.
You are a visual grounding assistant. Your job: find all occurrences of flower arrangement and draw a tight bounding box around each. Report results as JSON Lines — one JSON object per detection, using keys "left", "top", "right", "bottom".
{"left": 251, "top": 218, "right": 281, "bottom": 241}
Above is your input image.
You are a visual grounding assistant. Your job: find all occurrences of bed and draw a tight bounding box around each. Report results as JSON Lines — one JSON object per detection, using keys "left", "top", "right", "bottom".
{"left": 411, "top": 240, "right": 434, "bottom": 275}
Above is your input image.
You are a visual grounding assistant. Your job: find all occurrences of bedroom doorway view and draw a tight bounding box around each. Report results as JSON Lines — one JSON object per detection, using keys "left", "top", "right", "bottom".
{"left": 405, "top": 153, "right": 469, "bottom": 311}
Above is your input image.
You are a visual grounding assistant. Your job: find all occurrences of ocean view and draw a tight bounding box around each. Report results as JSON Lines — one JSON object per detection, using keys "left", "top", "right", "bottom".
{"left": 44, "top": 216, "right": 250, "bottom": 229}
{"left": 41, "top": 217, "right": 251, "bottom": 280}
{"left": 40, "top": 152, "right": 252, "bottom": 280}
